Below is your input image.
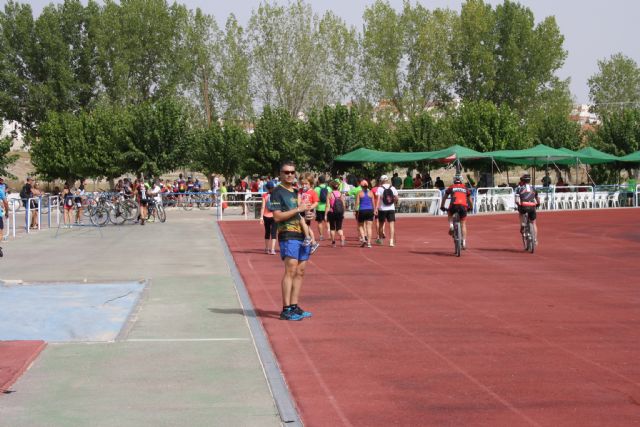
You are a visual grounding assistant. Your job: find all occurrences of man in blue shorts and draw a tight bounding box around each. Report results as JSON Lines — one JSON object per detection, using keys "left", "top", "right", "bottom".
{"left": 270, "top": 160, "right": 313, "bottom": 321}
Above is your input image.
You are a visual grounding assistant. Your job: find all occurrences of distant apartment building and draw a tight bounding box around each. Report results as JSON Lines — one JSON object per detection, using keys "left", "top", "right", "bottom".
{"left": 569, "top": 104, "right": 600, "bottom": 127}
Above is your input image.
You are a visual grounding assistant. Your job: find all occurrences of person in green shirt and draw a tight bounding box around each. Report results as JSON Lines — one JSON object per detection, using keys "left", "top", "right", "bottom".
{"left": 403, "top": 174, "right": 414, "bottom": 190}
{"left": 313, "top": 175, "right": 330, "bottom": 241}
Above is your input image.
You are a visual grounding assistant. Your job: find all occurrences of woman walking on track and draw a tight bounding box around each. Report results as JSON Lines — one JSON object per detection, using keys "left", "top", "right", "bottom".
{"left": 356, "top": 180, "right": 375, "bottom": 248}
{"left": 327, "top": 179, "right": 346, "bottom": 247}
{"left": 260, "top": 181, "right": 277, "bottom": 255}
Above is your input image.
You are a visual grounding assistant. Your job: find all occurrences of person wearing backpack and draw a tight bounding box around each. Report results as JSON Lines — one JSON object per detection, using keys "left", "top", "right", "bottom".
{"left": 327, "top": 179, "right": 346, "bottom": 247}
{"left": 313, "top": 175, "right": 330, "bottom": 241}
{"left": 375, "top": 175, "right": 398, "bottom": 247}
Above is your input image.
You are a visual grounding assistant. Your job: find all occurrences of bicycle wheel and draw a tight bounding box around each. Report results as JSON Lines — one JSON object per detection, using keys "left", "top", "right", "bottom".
{"left": 453, "top": 214, "right": 462, "bottom": 257}
{"left": 90, "top": 206, "right": 109, "bottom": 227}
{"left": 123, "top": 199, "right": 139, "bottom": 221}
{"left": 527, "top": 224, "right": 536, "bottom": 253}
{"left": 157, "top": 204, "right": 167, "bottom": 223}
{"left": 109, "top": 203, "right": 127, "bottom": 225}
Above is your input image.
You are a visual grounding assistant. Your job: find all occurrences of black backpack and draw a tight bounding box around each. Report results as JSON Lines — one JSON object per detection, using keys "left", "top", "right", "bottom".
{"left": 332, "top": 193, "right": 344, "bottom": 215}
{"left": 319, "top": 185, "right": 328, "bottom": 203}
{"left": 382, "top": 186, "right": 395, "bottom": 206}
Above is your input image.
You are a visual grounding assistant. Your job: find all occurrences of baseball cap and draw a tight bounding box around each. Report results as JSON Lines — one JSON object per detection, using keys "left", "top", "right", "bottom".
{"left": 380, "top": 175, "right": 389, "bottom": 182}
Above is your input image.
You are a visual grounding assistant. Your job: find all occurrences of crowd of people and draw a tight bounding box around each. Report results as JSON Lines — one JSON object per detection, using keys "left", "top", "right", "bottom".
{"left": 258, "top": 163, "right": 543, "bottom": 322}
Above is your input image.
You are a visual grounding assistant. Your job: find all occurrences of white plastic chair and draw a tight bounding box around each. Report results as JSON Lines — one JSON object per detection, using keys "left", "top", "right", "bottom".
{"left": 607, "top": 191, "right": 620, "bottom": 207}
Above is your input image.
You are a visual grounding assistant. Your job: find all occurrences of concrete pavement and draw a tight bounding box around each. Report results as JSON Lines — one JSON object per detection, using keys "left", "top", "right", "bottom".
{"left": 0, "top": 210, "right": 288, "bottom": 427}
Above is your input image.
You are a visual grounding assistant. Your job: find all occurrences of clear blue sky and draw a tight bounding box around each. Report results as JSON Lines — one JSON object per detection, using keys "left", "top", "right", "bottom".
{"left": 15, "top": 0, "right": 640, "bottom": 104}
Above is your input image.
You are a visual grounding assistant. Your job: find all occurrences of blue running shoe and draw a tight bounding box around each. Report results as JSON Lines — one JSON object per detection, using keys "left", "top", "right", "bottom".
{"left": 280, "top": 308, "right": 303, "bottom": 321}
{"left": 293, "top": 306, "right": 312, "bottom": 318}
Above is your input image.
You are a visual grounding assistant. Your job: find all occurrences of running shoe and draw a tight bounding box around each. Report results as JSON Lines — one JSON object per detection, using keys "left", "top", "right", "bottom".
{"left": 360, "top": 241, "right": 367, "bottom": 248}
{"left": 280, "top": 308, "right": 303, "bottom": 321}
{"left": 331, "top": 241, "right": 336, "bottom": 248}
{"left": 293, "top": 306, "right": 312, "bottom": 318}
{"left": 0, "top": 246, "right": 3, "bottom": 257}
{"left": 311, "top": 242, "right": 320, "bottom": 254}
{"left": 462, "top": 240, "right": 467, "bottom": 250}
{"left": 375, "top": 238, "right": 383, "bottom": 245}
{"left": 269, "top": 250, "right": 277, "bottom": 255}
{"left": 389, "top": 239, "right": 395, "bottom": 247}
{"left": 302, "top": 237, "right": 312, "bottom": 247}
{"left": 340, "top": 239, "right": 346, "bottom": 247}
{"left": 367, "top": 243, "right": 372, "bottom": 248}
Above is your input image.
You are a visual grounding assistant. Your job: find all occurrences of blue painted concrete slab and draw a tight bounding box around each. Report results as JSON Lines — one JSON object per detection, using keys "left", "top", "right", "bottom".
{"left": 0, "top": 282, "right": 145, "bottom": 342}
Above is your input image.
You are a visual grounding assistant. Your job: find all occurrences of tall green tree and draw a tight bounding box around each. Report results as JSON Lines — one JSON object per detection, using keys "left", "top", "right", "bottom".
{"left": 395, "top": 111, "right": 452, "bottom": 152}
{"left": 304, "top": 104, "right": 363, "bottom": 173}
{"left": 451, "top": 100, "right": 528, "bottom": 152}
{"left": 593, "top": 109, "right": 640, "bottom": 157}
{"left": 361, "top": 1, "right": 456, "bottom": 116}
{"left": 0, "top": 0, "right": 100, "bottom": 134}
{"left": 534, "top": 112, "right": 582, "bottom": 150}
{"left": 124, "top": 97, "right": 190, "bottom": 177}
{"left": 451, "top": 0, "right": 566, "bottom": 116}
{"left": 30, "top": 111, "right": 97, "bottom": 183}
{"left": 215, "top": 14, "right": 252, "bottom": 121}
{"left": 248, "top": 0, "right": 357, "bottom": 116}
{"left": 95, "top": 0, "right": 192, "bottom": 104}
{"left": 0, "top": 136, "right": 18, "bottom": 178}
{"left": 247, "top": 106, "right": 306, "bottom": 175}
{"left": 588, "top": 53, "right": 640, "bottom": 115}
{"left": 191, "top": 121, "right": 248, "bottom": 185}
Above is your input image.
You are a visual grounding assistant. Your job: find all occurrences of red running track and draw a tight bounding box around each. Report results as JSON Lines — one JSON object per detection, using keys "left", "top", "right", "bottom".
{"left": 0, "top": 341, "right": 46, "bottom": 393}
{"left": 220, "top": 209, "right": 640, "bottom": 427}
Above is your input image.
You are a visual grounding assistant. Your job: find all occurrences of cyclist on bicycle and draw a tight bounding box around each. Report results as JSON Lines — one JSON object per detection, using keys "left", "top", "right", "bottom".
{"left": 515, "top": 173, "right": 540, "bottom": 244}
{"left": 440, "top": 175, "right": 473, "bottom": 249}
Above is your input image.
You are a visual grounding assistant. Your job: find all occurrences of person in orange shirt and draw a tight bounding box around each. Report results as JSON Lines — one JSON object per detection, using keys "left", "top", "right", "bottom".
{"left": 440, "top": 175, "right": 473, "bottom": 249}
{"left": 299, "top": 174, "right": 320, "bottom": 254}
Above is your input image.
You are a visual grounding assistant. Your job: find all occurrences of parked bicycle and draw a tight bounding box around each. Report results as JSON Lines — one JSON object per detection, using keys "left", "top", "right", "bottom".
{"left": 147, "top": 198, "right": 166, "bottom": 223}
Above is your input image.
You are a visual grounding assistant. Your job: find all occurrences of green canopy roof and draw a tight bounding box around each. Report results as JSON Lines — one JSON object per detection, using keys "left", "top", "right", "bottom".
{"left": 575, "top": 147, "right": 620, "bottom": 164}
{"left": 619, "top": 150, "right": 640, "bottom": 162}
{"left": 486, "top": 144, "right": 578, "bottom": 166}
{"left": 334, "top": 145, "right": 489, "bottom": 163}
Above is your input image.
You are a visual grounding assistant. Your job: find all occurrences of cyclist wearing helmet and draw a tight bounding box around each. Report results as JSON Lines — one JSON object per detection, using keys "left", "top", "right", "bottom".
{"left": 440, "top": 175, "right": 473, "bottom": 249}
{"left": 515, "top": 173, "right": 540, "bottom": 243}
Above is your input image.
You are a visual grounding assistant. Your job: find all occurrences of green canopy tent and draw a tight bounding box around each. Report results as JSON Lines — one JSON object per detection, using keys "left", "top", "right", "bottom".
{"left": 576, "top": 147, "right": 620, "bottom": 164}
{"left": 484, "top": 144, "right": 580, "bottom": 184}
{"left": 334, "top": 145, "right": 491, "bottom": 177}
{"left": 334, "top": 145, "right": 489, "bottom": 163}
{"left": 619, "top": 150, "right": 640, "bottom": 162}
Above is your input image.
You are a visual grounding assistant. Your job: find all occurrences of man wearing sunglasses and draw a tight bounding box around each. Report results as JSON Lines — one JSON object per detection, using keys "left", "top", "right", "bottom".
{"left": 270, "top": 160, "right": 313, "bottom": 321}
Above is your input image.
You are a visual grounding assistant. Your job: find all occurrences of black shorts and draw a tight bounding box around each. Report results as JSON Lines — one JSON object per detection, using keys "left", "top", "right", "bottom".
{"left": 518, "top": 206, "right": 537, "bottom": 221}
{"left": 448, "top": 205, "right": 468, "bottom": 220}
{"left": 327, "top": 212, "right": 344, "bottom": 231}
{"left": 140, "top": 198, "right": 149, "bottom": 206}
{"left": 357, "top": 210, "right": 374, "bottom": 223}
{"left": 315, "top": 210, "right": 326, "bottom": 222}
{"left": 377, "top": 210, "right": 396, "bottom": 223}
{"left": 0, "top": 216, "right": 3, "bottom": 230}
{"left": 263, "top": 216, "right": 277, "bottom": 239}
